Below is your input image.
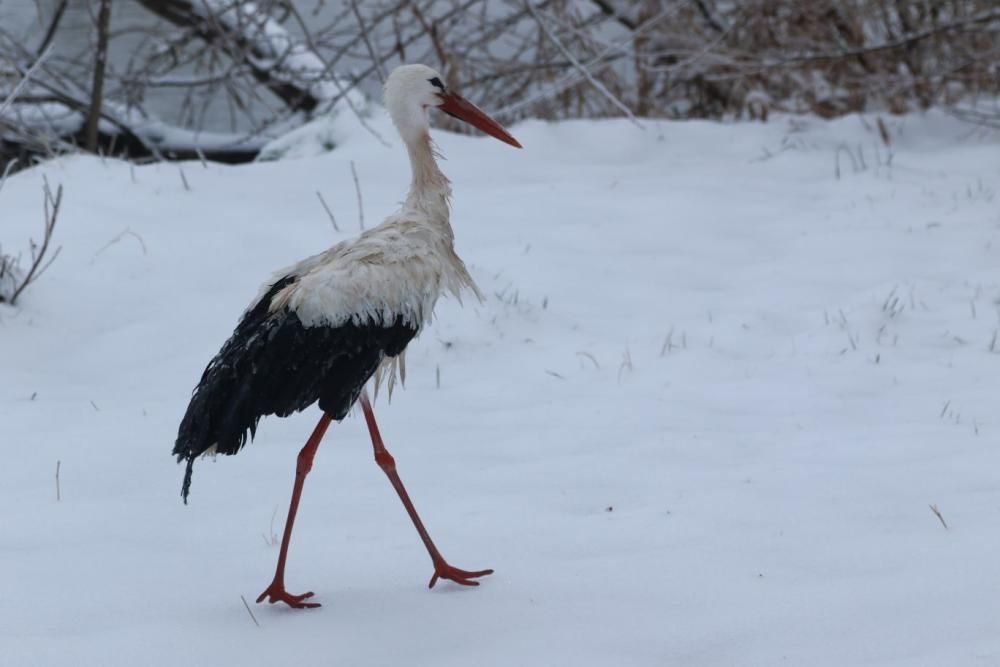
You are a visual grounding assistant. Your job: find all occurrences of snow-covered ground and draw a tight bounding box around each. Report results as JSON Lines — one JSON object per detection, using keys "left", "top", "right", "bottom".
{"left": 2, "top": 108, "right": 999, "bottom": 666}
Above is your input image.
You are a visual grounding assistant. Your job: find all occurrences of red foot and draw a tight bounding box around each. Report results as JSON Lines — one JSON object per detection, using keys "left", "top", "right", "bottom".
{"left": 256, "top": 582, "right": 321, "bottom": 609}
{"left": 429, "top": 562, "right": 494, "bottom": 589}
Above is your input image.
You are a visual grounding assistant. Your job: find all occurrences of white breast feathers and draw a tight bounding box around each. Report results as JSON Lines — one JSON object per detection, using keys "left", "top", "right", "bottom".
{"left": 263, "top": 217, "right": 481, "bottom": 332}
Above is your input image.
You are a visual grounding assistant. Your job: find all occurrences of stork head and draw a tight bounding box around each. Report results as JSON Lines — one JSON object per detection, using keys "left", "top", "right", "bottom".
{"left": 384, "top": 64, "right": 521, "bottom": 149}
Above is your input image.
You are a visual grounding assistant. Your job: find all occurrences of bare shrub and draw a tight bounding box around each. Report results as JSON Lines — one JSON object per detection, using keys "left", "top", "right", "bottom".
{"left": 0, "top": 0, "right": 997, "bottom": 174}
{"left": 0, "top": 179, "right": 62, "bottom": 305}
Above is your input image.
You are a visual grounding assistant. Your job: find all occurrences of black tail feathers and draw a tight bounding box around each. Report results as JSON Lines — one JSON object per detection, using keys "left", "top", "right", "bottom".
{"left": 180, "top": 455, "right": 195, "bottom": 504}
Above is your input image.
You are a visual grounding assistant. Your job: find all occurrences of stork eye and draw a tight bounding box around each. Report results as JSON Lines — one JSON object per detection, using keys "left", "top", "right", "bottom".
{"left": 428, "top": 77, "right": 445, "bottom": 91}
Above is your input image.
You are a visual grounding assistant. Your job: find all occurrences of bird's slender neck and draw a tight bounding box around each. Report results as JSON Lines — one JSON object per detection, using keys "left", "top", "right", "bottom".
{"left": 403, "top": 131, "right": 452, "bottom": 225}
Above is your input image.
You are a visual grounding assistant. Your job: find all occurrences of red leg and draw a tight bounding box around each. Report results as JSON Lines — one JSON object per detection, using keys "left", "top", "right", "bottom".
{"left": 359, "top": 389, "right": 493, "bottom": 589}
{"left": 256, "top": 413, "right": 332, "bottom": 609}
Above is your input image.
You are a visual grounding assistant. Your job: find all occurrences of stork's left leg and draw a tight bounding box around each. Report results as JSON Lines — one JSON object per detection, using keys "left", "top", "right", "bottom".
{"left": 256, "top": 413, "right": 332, "bottom": 609}
{"left": 359, "top": 389, "right": 493, "bottom": 588}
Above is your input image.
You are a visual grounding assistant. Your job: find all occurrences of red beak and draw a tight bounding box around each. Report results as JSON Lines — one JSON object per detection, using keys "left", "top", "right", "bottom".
{"left": 438, "top": 92, "right": 522, "bottom": 149}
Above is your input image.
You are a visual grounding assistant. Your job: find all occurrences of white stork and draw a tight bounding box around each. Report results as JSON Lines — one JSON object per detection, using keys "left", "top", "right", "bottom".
{"left": 174, "top": 64, "right": 521, "bottom": 609}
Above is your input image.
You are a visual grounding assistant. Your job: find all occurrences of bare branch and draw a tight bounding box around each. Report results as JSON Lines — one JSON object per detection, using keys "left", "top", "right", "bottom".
{"left": 588, "top": 0, "right": 637, "bottom": 31}
{"left": 0, "top": 44, "right": 54, "bottom": 116}
{"left": 525, "top": 2, "right": 643, "bottom": 128}
{"left": 133, "top": 0, "right": 354, "bottom": 114}
{"left": 34, "top": 0, "right": 68, "bottom": 58}
{"left": 349, "top": 0, "right": 387, "bottom": 84}
{"left": 84, "top": 0, "right": 112, "bottom": 152}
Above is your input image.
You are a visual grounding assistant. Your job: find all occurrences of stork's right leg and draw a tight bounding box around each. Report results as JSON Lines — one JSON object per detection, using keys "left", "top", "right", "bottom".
{"left": 256, "top": 413, "right": 332, "bottom": 609}
{"left": 358, "top": 389, "right": 493, "bottom": 588}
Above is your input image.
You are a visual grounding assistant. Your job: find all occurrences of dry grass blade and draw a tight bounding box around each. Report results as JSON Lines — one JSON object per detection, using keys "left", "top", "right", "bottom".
{"left": 929, "top": 504, "right": 948, "bottom": 530}
{"left": 91, "top": 228, "right": 148, "bottom": 263}
{"left": 0, "top": 158, "right": 19, "bottom": 197}
{"left": 316, "top": 191, "right": 340, "bottom": 232}
{"left": 576, "top": 351, "right": 600, "bottom": 369}
{"left": 261, "top": 505, "right": 279, "bottom": 547}
{"left": 350, "top": 160, "right": 365, "bottom": 230}
{"left": 240, "top": 595, "right": 260, "bottom": 627}
{"left": 660, "top": 327, "right": 676, "bottom": 356}
{"left": 617, "top": 348, "right": 633, "bottom": 383}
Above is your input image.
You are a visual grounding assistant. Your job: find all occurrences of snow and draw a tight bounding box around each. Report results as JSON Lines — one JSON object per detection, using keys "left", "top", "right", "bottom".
{"left": 1, "top": 108, "right": 999, "bottom": 666}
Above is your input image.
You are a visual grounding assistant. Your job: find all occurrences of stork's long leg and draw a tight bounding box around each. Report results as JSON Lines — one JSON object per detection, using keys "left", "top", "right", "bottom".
{"left": 359, "top": 389, "right": 493, "bottom": 588}
{"left": 256, "top": 413, "right": 332, "bottom": 609}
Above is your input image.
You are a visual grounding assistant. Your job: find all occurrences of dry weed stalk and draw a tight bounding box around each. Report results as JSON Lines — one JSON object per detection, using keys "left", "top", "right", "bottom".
{"left": 1, "top": 179, "right": 63, "bottom": 305}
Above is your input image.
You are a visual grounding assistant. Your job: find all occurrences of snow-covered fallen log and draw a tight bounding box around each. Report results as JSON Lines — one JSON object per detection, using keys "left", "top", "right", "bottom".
{"left": 0, "top": 98, "right": 266, "bottom": 173}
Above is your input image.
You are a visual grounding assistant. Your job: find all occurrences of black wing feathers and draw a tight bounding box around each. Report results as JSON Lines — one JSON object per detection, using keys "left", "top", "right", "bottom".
{"left": 174, "top": 276, "right": 418, "bottom": 501}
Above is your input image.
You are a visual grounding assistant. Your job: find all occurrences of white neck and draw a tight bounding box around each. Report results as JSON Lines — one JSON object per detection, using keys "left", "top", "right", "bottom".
{"left": 403, "top": 131, "right": 452, "bottom": 224}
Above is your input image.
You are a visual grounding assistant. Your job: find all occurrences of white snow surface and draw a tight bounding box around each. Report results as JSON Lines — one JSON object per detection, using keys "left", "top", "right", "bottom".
{"left": 2, "top": 109, "right": 999, "bottom": 666}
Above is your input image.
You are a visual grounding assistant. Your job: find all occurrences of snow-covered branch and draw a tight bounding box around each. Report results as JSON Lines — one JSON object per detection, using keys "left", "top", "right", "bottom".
{"left": 133, "top": 0, "right": 359, "bottom": 115}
